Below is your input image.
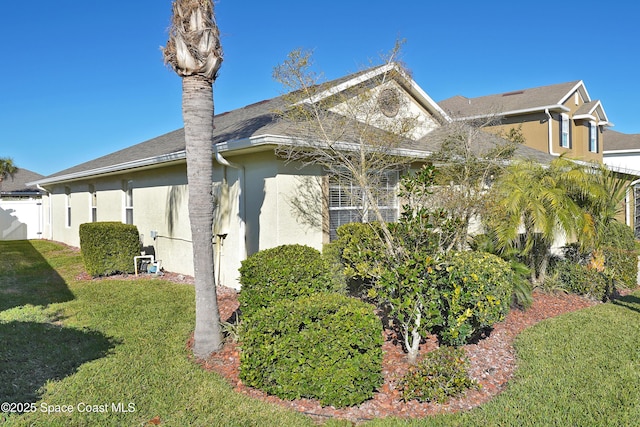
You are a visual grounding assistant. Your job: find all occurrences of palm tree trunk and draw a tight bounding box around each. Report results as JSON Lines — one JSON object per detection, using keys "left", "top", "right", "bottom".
{"left": 182, "top": 74, "right": 223, "bottom": 357}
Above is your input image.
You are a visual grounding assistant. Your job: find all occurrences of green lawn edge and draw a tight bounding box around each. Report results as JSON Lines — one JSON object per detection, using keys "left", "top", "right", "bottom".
{"left": 1, "top": 240, "right": 639, "bottom": 426}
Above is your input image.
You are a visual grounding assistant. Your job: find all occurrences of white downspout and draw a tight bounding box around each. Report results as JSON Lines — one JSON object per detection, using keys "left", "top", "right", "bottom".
{"left": 213, "top": 146, "right": 247, "bottom": 272}
{"left": 545, "top": 108, "right": 560, "bottom": 157}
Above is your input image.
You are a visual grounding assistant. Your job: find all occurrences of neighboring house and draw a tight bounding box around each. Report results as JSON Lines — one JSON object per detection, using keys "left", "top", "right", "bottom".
{"left": 438, "top": 80, "right": 640, "bottom": 232}
{"left": 0, "top": 168, "right": 45, "bottom": 240}
{"left": 603, "top": 130, "right": 640, "bottom": 174}
{"left": 30, "top": 63, "right": 551, "bottom": 289}
{"left": 438, "top": 80, "right": 611, "bottom": 162}
{"left": 603, "top": 130, "right": 640, "bottom": 236}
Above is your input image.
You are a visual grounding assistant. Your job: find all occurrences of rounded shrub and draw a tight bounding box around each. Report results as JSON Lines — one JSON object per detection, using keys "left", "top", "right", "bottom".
{"left": 239, "top": 293, "right": 383, "bottom": 408}
{"left": 550, "top": 259, "right": 614, "bottom": 301}
{"left": 435, "top": 251, "right": 514, "bottom": 346}
{"left": 399, "top": 346, "right": 479, "bottom": 403}
{"left": 79, "top": 222, "right": 140, "bottom": 277}
{"left": 238, "top": 244, "right": 344, "bottom": 316}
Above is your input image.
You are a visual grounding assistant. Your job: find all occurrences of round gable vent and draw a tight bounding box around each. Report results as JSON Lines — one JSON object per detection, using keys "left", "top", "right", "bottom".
{"left": 378, "top": 88, "right": 401, "bottom": 118}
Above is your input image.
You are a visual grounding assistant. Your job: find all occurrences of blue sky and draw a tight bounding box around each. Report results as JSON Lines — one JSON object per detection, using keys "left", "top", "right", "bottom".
{"left": 1, "top": 1, "right": 639, "bottom": 176}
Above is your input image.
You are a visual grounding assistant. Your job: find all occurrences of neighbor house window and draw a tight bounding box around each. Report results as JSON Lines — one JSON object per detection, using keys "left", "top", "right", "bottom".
{"left": 560, "top": 113, "right": 570, "bottom": 148}
{"left": 64, "top": 186, "right": 71, "bottom": 228}
{"left": 89, "top": 184, "right": 97, "bottom": 222}
{"left": 328, "top": 172, "right": 398, "bottom": 241}
{"left": 589, "top": 121, "right": 598, "bottom": 153}
{"left": 124, "top": 180, "right": 133, "bottom": 224}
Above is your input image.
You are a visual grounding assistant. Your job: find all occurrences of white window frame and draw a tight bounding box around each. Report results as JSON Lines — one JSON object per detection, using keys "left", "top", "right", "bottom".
{"left": 560, "top": 113, "right": 570, "bottom": 148}
{"left": 589, "top": 121, "right": 598, "bottom": 153}
{"left": 64, "top": 186, "right": 72, "bottom": 228}
{"left": 123, "top": 180, "right": 133, "bottom": 225}
{"left": 328, "top": 171, "right": 398, "bottom": 241}
{"left": 89, "top": 184, "right": 97, "bottom": 222}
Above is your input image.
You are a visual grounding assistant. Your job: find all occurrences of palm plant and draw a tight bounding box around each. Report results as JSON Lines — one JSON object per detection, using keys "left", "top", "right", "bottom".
{"left": 0, "top": 157, "right": 18, "bottom": 190}
{"left": 488, "top": 158, "right": 588, "bottom": 283}
{"left": 163, "top": 0, "right": 224, "bottom": 357}
{"left": 559, "top": 159, "right": 632, "bottom": 271}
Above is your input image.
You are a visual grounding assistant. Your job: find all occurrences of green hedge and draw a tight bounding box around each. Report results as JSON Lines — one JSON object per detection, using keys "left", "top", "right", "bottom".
{"left": 238, "top": 244, "right": 344, "bottom": 316}
{"left": 79, "top": 222, "right": 140, "bottom": 277}
{"left": 239, "top": 293, "right": 383, "bottom": 408}
{"left": 550, "top": 259, "right": 614, "bottom": 302}
{"left": 601, "top": 221, "right": 638, "bottom": 288}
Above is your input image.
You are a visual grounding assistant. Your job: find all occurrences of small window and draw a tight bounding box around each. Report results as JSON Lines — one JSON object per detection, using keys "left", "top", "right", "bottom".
{"left": 65, "top": 186, "right": 72, "bottom": 228}
{"left": 89, "top": 184, "right": 97, "bottom": 222}
{"left": 124, "top": 180, "right": 133, "bottom": 224}
{"left": 589, "top": 121, "right": 598, "bottom": 153}
{"left": 560, "top": 114, "right": 570, "bottom": 148}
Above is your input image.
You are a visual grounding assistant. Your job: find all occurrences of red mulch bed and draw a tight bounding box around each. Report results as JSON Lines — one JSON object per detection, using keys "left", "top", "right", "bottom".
{"left": 82, "top": 269, "right": 633, "bottom": 424}
{"left": 184, "top": 286, "right": 640, "bottom": 424}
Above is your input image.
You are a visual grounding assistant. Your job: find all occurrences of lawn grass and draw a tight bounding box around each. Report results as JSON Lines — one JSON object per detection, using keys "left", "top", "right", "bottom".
{"left": 368, "top": 295, "right": 640, "bottom": 426}
{"left": 0, "top": 240, "right": 319, "bottom": 427}
{"left": 1, "top": 240, "right": 639, "bottom": 426}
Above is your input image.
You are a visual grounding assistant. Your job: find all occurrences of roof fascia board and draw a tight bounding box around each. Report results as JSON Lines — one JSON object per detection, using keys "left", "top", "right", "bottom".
{"left": 603, "top": 149, "right": 640, "bottom": 154}
{"left": 29, "top": 151, "right": 187, "bottom": 186}
{"left": 298, "top": 63, "right": 396, "bottom": 106}
{"left": 226, "top": 133, "right": 432, "bottom": 159}
{"left": 558, "top": 80, "right": 589, "bottom": 105}
{"left": 450, "top": 104, "right": 570, "bottom": 121}
{"left": 403, "top": 77, "right": 452, "bottom": 123}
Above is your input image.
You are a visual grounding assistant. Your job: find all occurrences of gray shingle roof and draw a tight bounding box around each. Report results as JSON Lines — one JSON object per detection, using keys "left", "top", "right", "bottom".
{"left": 415, "top": 124, "right": 555, "bottom": 164}
{"left": 38, "top": 64, "right": 437, "bottom": 184}
{"left": 1, "top": 168, "right": 44, "bottom": 194}
{"left": 438, "top": 81, "right": 582, "bottom": 118}
{"left": 604, "top": 130, "right": 640, "bottom": 151}
{"left": 37, "top": 65, "right": 558, "bottom": 185}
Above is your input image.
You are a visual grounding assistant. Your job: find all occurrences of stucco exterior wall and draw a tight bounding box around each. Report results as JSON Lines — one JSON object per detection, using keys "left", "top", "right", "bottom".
{"left": 42, "top": 152, "right": 327, "bottom": 289}
{"left": 44, "top": 163, "right": 195, "bottom": 276}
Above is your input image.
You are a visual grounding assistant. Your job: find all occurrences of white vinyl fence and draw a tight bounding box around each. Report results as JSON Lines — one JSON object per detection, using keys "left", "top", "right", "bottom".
{"left": 0, "top": 198, "right": 43, "bottom": 240}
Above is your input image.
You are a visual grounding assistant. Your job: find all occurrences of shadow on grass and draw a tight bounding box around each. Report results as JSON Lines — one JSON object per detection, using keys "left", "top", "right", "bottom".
{"left": 0, "top": 321, "right": 116, "bottom": 404}
{"left": 0, "top": 240, "right": 75, "bottom": 311}
{"left": 611, "top": 295, "right": 640, "bottom": 316}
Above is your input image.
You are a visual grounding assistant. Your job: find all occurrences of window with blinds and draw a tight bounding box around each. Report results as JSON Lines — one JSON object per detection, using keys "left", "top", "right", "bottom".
{"left": 328, "top": 172, "right": 398, "bottom": 240}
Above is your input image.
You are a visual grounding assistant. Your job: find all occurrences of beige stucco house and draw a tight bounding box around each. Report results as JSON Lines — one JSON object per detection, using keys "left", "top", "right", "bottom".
{"left": 30, "top": 64, "right": 557, "bottom": 289}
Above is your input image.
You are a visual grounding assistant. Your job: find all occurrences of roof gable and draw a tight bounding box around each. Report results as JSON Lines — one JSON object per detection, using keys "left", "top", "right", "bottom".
{"left": 439, "top": 80, "right": 584, "bottom": 119}
{"left": 33, "top": 64, "right": 448, "bottom": 186}
{"left": 573, "top": 100, "right": 610, "bottom": 125}
{"left": 298, "top": 62, "right": 450, "bottom": 125}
